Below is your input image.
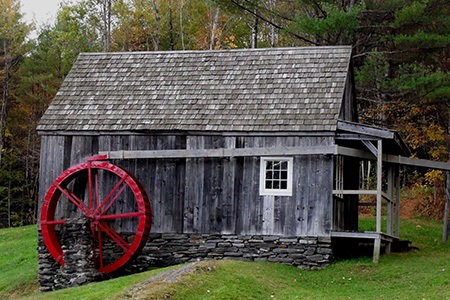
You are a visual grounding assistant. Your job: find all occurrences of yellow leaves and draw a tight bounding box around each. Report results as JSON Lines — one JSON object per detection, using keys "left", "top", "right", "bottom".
{"left": 424, "top": 169, "right": 444, "bottom": 186}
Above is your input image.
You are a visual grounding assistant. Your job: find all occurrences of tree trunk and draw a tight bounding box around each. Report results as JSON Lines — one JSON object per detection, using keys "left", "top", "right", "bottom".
{"left": 444, "top": 102, "right": 450, "bottom": 243}
{"left": 179, "top": 0, "right": 185, "bottom": 50}
{"left": 103, "top": 0, "right": 111, "bottom": 52}
{"left": 169, "top": 0, "right": 175, "bottom": 50}
{"left": 210, "top": 8, "right": 220, "bottom": 50}
{"left": 269, "top": 0, "right": 277, "bottom": 47}
{"left": 0, "top": 39, "right": 11, "bottom": 168}
{"left": 251, "top": 5, "right": 258, "bottom": 48}
{"left": 151, "top": 1, "right": 160, "bottom": 51}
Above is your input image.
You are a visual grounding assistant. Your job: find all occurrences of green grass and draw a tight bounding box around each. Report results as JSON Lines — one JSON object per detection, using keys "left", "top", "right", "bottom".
{"left": 1, "top": 217, "right": 449, "bottom": 300}
{"left": 0, "top": 225, "right": 39, "bottom": 299}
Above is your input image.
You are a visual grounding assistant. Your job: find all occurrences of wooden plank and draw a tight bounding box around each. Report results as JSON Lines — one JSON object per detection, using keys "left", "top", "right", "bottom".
{"left": 443, "top": 171, "right": 450, "bottom": 243}
{"left": 386, "top": 165, "right": 394, "bottom": 236}
{"left": 395, "top": 164, "right": 401, "bottom": 237}
{"left": 331, "top": 231, "right": 396, "bottom": 241}
{"left": 337, "top": 121, "right": 395, "bottom": 139}
{"left": 238, "top": 136, "right": 264, "bottom": 235}
{"left": 262, "top": 195, "right": 275, "bottom": 235}
{"left": 376, "top": 140, "right": 383, "bottom": 233}
{"left": 362, "top": 140, "right": 378, "bottom": 157}
{"left": 39, "top": 129, "right": 335, "bottom": 138}
{"left": 183, "top": 136, "right": 205, "bottom": 233}
{"left": 336, "top": 146, "right": 376, "bottom": 160}
{"left": 221, "top": 137, "right": 237, "bottom": 234}
{"left": 333, "top": 190, "right": 377, "bottom": 195}
{"left": 297, "top": 155, "right": 310, "bottom": 236}
{"left": 331, "top": 231, "right": 383, "bottom": 239}
{"left": 280, "top": 136, "right": 298, "bottom": 236}
{"left": 373, "top": 236, "right": 381, "bottom": 263}
{"left": 317, "top": 154, "right": 333, "bottom": 235}
{"left": 99, "top": 145, "right": 336, "bottom": 159}
{"left": 38, "top": 136, "right": 68, "bottom": 226}
{"left": 359, "top": 203, "right": 387, "bottom": 207}
{"left": 395, "top": 156, "right": 450, "bottom": 171}
{"left": 203, "top": 136, "right": 225, "bottom": 233}
{"left": 332, "top": 190, "right": 393, "bottom": 203}
{"left": 336, "top": 146, "right": 450, "bottom": 171}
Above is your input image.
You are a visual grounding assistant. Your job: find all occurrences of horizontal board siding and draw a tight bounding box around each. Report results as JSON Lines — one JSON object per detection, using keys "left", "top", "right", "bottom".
{"left": 39, "top": 134, "right": 334, "bottom": 237}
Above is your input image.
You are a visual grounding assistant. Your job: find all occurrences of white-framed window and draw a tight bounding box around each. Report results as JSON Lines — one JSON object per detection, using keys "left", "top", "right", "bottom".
{"left": 259, "top": 157, "right": 293, "bottom": 196}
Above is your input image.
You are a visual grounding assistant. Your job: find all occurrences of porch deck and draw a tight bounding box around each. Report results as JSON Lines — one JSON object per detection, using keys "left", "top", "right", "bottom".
{"left": 331, "top": 230, "right": 399, "bottom": 263}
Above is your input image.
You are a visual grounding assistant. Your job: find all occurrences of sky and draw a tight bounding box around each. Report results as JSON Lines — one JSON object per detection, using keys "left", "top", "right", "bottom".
{"left": 20, "top": 0, "right": 64, "bottom": 26}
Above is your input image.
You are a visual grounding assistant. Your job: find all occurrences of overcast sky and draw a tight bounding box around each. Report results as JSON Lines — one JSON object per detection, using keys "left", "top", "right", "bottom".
{"left": 21, "top": 0, "right": 63, "bottom": 26}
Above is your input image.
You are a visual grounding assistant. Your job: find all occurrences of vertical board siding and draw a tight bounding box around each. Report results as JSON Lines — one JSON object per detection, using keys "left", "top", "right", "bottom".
{"left": 238, "top": 136, "right": 264, "bottom": 235}
{"left": 38, "top": 135, "right": 72, "bottom": 227}
{"left": 183, "top": 136, "right": 205, "bottom": 233}
{"left": 183, "top": 136, "right": 237, "bottom": 234}
{"left": 39, "top": 134, "right": 334, "bottom": 237}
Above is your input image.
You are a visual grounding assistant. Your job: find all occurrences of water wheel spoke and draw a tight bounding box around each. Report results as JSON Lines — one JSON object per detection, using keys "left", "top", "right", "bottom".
{"left": 95, "top": 176, "right": 128, "bottom": 216}
{"left": 90, "top": 223, "right": 98, "bottom": 267}
{"left": 99, "top": 211, "right": 144, "bottom": 220}
{"left": 57, "top": 185, "right": 90, "bottom": 216}
{"left": 87, "top": 165, "right": 100, "bottom": 210}
{"left": 88, "top": 164, "right": 94, "bottom": 209}
{"left": 96, "top": 225, "right": 104, "bottom": 269}
{"left": 41, "top": 158, "right": 151, "bottom": 274}
{"left": 97, "top": 221, "right": 132, "bottom": 255}
{"left": 41, "top": 219, "right": 66, "bottom": 225}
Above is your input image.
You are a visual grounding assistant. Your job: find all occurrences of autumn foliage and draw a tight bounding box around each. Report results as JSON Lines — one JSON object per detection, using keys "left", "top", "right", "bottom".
{"left": 0, "top": 0, "right": 449, "bottom": 227}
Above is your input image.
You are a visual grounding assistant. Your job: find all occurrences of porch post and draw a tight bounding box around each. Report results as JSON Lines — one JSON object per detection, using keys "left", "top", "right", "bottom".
{"left": 395, "top": 164, "right": 401, "bottom": 237}
{"left": 385, "top": 164, "right": 394, "bottom": 255}
{"left": 443, "top": 171, "right": 450, "bottom": 243}
{"left": 374, "top": 139, "right": 383, "bottom": 263}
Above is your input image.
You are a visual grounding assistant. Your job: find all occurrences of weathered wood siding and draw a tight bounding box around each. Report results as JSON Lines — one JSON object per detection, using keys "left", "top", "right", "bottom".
{"left": 38, "top": 134, "right": 334, "bottom": 237}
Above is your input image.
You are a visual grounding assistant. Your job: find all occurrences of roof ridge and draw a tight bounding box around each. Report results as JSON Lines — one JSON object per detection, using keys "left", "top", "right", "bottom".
{"left": 78, "top": 46, "right": 353, "bottom": 57}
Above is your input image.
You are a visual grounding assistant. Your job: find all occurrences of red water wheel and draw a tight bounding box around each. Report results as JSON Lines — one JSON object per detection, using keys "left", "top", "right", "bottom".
{"left": 40, "top": 155, "right": 151, "bottom": 273}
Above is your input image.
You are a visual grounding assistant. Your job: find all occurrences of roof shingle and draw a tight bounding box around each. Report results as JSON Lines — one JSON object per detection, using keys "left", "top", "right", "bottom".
{"left": 37, "top": 46, "right": 352, "bottom": 133}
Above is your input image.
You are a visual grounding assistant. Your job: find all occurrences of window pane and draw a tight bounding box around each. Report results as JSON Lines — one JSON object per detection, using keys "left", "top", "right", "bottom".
{"left": 274, "top": 170, "right": 280, "bottom": 179}
{"left": 274, "top": 161, "right": 281, "bottom": 170}
{"left": 266, "top": 170, "right": 273, "bottom": 180}
{"left": 266, "top": 161, "right": 273, "bottom": 170}
{"left": 280, "top": 170, "right": 288, "bottom": 180}
{"left": 273, "top": 180, "right": 280, "bottom": 189}
{"left": 280, "top": 180, "right": 287, "bottom": 189}
{"left": 266, "top": 180, "right": 272, "bottom": 189}
{"left": 281, "top": 161, "right": 288, "bottom": 170}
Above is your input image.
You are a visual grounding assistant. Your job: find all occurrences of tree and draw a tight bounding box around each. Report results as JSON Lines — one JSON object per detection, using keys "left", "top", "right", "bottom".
{"left": 0, "top": 0, "right": 31, "bottom": 167}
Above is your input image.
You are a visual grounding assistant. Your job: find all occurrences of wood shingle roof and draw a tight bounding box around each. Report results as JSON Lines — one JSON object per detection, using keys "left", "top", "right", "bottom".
{"left": 37, "top": 46, "right": 353, "bottom": 133}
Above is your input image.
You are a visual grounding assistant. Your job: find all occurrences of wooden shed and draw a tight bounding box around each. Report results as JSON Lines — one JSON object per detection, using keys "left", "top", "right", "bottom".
{"left": 37, "top": 46, "right": 449, "bottom": 290}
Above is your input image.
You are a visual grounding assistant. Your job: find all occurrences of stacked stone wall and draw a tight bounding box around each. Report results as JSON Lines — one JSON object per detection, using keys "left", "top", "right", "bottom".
{"left": 38, "top": 230, "right": 333, "bottom": 291}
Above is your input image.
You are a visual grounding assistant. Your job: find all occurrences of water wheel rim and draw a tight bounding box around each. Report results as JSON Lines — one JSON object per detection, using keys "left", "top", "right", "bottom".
{"left": 40, "top": 159, "right": 151, "bottom": 273}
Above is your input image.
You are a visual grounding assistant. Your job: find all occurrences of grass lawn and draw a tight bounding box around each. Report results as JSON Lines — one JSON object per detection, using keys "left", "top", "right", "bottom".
{"left": 1, "top": 217, "right": 449, "bottom": 300}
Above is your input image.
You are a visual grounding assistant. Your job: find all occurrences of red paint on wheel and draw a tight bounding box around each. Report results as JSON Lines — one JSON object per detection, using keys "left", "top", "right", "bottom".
{"left": 40, "top": 157, "right": 151, "bottom": 273}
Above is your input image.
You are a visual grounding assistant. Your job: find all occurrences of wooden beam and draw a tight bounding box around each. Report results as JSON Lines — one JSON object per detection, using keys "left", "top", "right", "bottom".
{"left": 444, "top": 171, "right": 450, "bottom": 244}
{"left": 331, "top": 231, "right": 397, "bottom": 241}
{"left": 335, "top": 146, "right": 376, "bottom": 160}
{"left": 336, "top": 146, "right": 450, "bottom": 171}
{"left": 333, "top": 190, "right": 377, "bottom": 195}
{"left": 373, "top": 236, "right": 381, "bottom": 263}
{"left": 395, "top": 164, "right": 401, "bottom": 237}
{"left": 373, "top": 140, "right": 383, "bottom": 263}
{"left": 362, "top": 140, "right": 378, "bottom": 157}
{"left": 388, "top": 156, "right": 450, "bottom": 171}
{"left": 337, "top": 121, "right": 395, "bottom": 139}
{"left": 99, "top": 145, "right": 336, "bottom": 160}
{"left": 386, "top": 165, "right": 394, "bottom": 255}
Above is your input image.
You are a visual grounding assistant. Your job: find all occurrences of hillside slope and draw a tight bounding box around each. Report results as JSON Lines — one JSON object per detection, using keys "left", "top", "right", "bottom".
{"left": 1, "top": 218, "right": 449, "bottom": 300}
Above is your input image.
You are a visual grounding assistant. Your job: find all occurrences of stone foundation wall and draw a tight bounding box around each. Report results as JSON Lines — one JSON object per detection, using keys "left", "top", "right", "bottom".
{"left": 38, "top": 230, "right": 333, "bottom": 291}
